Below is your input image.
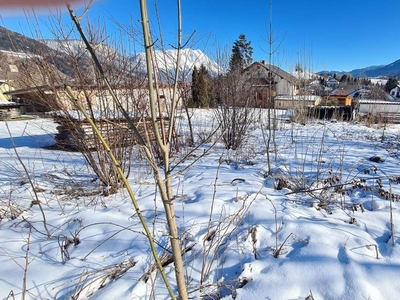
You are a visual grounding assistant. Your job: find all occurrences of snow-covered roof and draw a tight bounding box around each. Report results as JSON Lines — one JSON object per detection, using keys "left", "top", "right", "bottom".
{"left": 275, "top": 95, "right": 321, "bottom": 101}
{"left": 331, "top": 86, "right": 359, "bottom": 97}
{"left": 358, "top": 99, "right": 400, "bottom": 105}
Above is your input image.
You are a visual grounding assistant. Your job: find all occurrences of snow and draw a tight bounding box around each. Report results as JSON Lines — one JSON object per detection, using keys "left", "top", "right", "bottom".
{"left": 0, "top": 49, "right": 40, "bottom": 59}
{"left": 1, "top": 111, "right": 400, "bottom": 300}
{"left": 132, "top": 49, "right": 223, "bottom": 80}
{"left": 41, "top": 40, "right": 223, "bottom": 82}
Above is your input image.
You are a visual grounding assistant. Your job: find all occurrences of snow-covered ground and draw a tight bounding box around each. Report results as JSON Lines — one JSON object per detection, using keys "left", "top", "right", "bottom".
{"left": 0, "top": 111, "right": 400, "bottom": 300}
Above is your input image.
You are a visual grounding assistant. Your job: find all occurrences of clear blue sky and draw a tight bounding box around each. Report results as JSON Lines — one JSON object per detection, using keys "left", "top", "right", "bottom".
{"left": 1, "top": 0, "right": 399, "bottom": 73}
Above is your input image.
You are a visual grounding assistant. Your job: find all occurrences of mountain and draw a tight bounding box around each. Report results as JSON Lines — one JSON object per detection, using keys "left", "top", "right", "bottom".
{"left": 41, "top": 39, "right": 131, "bottom": 71}
{"left": 351, "top": 59, "right": 400, "bottom": 77}
{"left": 0, "top": 26, "right": 84, "bottom": 81}
{"left": 347, "top": 65, "right": 385, "bottom": 77}
{"left": 131, "top": 49, "right": 223, "bottom": 82}
{"left": 0, "top": 25, "right": 222, "bottom": 86}
{"left": 0, "top": 26, "right": 48, "bottom": 54}
{"left": 43, "top": 41, "right": 223, "bottom": 82}
{"left": 319, "top": 59, "right": 400, "bottom": 78}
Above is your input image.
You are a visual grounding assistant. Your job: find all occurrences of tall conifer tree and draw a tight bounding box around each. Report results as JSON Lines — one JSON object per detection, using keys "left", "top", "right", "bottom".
{"left": 229, "top": 34, "right": 253, "bottom": 72}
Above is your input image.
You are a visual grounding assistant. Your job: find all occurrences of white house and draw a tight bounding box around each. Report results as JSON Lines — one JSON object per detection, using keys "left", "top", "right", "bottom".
{"left": 326, "top": 78, "right": 340, "bottom": 88}
{"left": 389, "top": 85, "right": 400, "bottom": 98}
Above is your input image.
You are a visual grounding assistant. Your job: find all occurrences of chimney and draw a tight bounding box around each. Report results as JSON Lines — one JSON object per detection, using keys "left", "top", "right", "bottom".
{"left": 261, "top": 60, "right": 266, "bottom": 65}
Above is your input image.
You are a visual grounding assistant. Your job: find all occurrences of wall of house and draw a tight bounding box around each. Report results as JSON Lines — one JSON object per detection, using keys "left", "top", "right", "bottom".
{"left": 274, "top": 95, "right": 321, "bottom": 110}
{"left": 0, "top": 83, "right": 14, "bottom": 101}
{"left": 55, "top": 87, "right": 180, "bottom": 115}
{"left": 275, "top": 79, "right": 296, "bottom": 96}
{"left": 274, "top": 100, "right": 315, "bottom": 110}
{"left": 327, "top": 95, "right": 351, "bottom": 106}
{"left": 390, "top": 86, "right": 400, "bottom": 98}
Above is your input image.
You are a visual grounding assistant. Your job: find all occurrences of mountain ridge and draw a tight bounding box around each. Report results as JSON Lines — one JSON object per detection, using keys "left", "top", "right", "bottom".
{"left": 319, "top": 60, "right": 400, "bottom": 77}
{"left": 0, "top": 26, "right": 222, "bottom": 84}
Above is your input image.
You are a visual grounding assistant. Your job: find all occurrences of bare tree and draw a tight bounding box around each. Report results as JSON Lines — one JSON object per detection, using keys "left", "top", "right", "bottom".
{"left": 214, "top": 71, "right": 256, "bottom": 150}
{"left": 64, "top": 0, "right": 189, "bottom": 298}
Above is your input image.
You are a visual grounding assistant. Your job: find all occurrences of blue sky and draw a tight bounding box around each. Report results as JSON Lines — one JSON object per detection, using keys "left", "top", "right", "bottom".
{"left": 1, "top": 0, "right": 399, "bottom": 73}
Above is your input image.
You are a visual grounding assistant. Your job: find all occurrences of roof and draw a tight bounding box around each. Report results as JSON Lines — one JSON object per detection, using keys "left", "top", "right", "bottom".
{"left": 243, "top": 61, "right": 297, "bottom": 84}
{"left": 330, "top": 86, "right": 359, "bottom": 97}
{"left": 358, "top": 99, "right": 400, "bottom": 105}
{"left": 3, "top": 85, "right": 54, "bottom": 96}
{"left": 0, "top": 101, "right": 23, "bottom": 108}
{"left": 327, "top": 78, "right": 339, "bottom": 83}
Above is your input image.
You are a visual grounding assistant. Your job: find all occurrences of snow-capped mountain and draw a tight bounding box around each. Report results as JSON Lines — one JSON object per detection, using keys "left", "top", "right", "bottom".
{"left": 44, "top": 40, "right": 223, "bottom": 82}
{"left": 132, "top": 49, "right": 223, "bottom": 82}
{"left": 0, "top": 25, "right": 222, "bottom": 84}
{"left": 42, "top": 39, "right": 125, "bottom": 59}
{"left": 41, "top": 39, "right": 132, "bottom": 71}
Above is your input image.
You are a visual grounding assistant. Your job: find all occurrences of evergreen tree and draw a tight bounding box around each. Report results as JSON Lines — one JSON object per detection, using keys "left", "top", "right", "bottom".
{"left": 191, "top": 65, "right": 200, "bottom": 106}
{"left": 197, "top": 64, "right": 209, "bottom": 107}
{"left": 191, "top": 64, "right": 215, "bottom": 108}
{"left": 229, "top": 34, "right": 253, "bottom": 72}
{"left": 340, "top": 74, "right": 348, "bottom": 83}
{"left": 385, "top": 77, "right": 399, "bottom": 93}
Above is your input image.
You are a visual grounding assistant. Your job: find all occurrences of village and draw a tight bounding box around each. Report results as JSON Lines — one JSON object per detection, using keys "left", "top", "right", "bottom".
{"left": 1, "top": 54, "right": 400, "bottom": 125}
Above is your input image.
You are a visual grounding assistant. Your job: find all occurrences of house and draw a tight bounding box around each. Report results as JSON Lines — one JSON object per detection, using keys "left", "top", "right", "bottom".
{"left": 241, "top": 61, "right": 299, "bottom": 107}
{"left": 326, "top": 86, "right": 359, "bottom": 106}
{"left": 389, "top": 84, "right": 400, "bottom": 98}
{"left": 326, "top": 78, "right": 340, "bottom": 88}
{"left": 4, "top": 85, "right": 56, "bottom": 113}
{"left": 274, "top": 95, "right": 322, "bottom": 110}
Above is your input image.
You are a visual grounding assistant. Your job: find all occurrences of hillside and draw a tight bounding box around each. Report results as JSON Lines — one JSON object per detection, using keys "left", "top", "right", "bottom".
{"left": 353, "top": 59, "right": 400, "bottom": 77}
{"left": 0, "top": 26, "right": 81, "bottom": 81}
{"left": 319, "top": 59, "right": 400, "bottom": 78}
